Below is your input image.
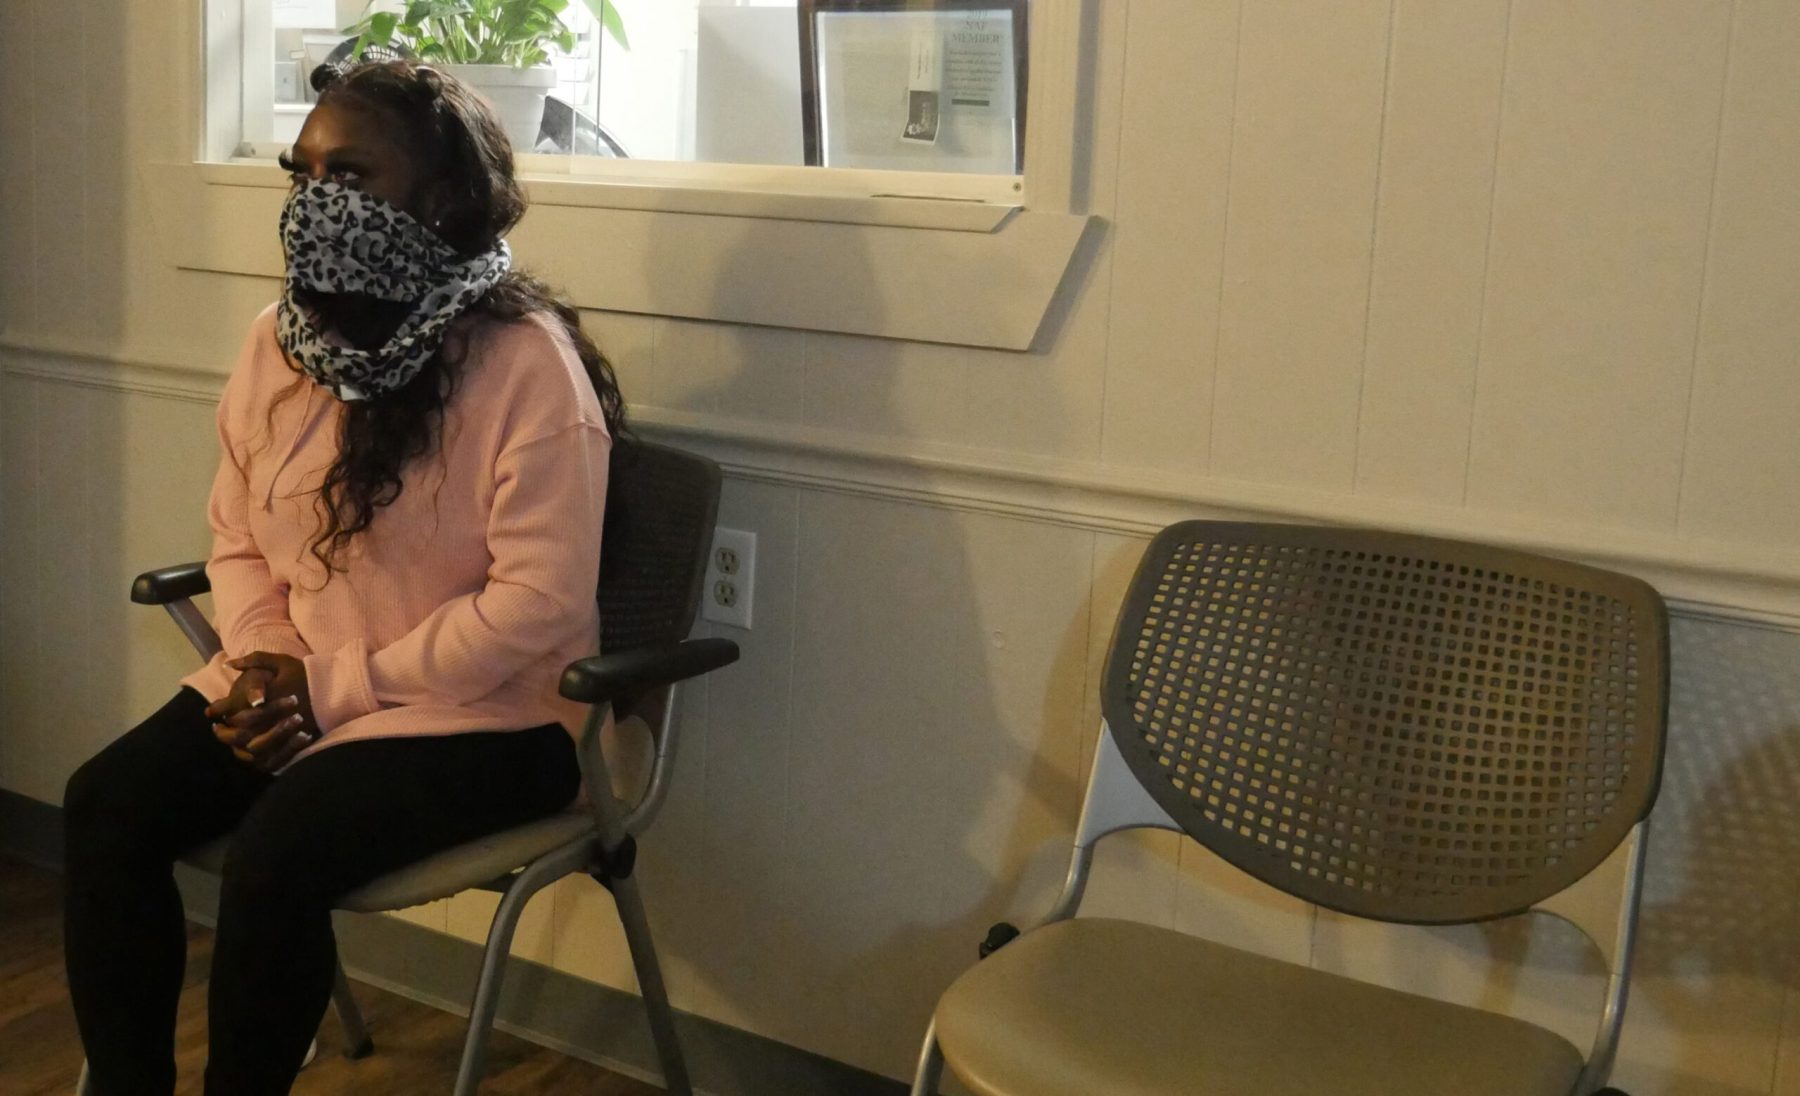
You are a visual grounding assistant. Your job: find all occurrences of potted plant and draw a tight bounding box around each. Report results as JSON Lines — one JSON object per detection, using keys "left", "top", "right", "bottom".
{"left": 344, "top": 0, "right": 629, "bottom": 150}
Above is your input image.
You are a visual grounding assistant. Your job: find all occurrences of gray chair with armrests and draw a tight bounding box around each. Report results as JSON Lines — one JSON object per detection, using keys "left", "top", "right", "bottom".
{"left": 78, "top": 438, "right": 737, "bottom": 1096}
{"left": 911, "top": 520, "right": 1667, "bottom": 1096}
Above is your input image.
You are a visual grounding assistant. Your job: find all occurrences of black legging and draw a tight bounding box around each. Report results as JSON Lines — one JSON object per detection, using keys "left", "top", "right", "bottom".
{"left": 62, "top": 687, "right": 581, "bottom": 1096}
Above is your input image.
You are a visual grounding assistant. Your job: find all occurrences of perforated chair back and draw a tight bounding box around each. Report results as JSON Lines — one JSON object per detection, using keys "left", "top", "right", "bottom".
{"left": 1101, "top": 521, "right": 1669, "bottom": 925}
{"left": 598, "top": 439, "right": 723, "bottom": 655}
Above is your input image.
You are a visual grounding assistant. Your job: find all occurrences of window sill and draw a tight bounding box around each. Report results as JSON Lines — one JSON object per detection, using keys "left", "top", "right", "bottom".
{"left": 151, "top": 160, "right": 1089, "bottom": 348}
{"left": 198, "top": 160, "right": 1023, "bottom": 233}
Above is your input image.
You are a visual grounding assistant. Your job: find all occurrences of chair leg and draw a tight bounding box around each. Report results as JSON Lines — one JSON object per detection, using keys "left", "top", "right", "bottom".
{"left": 452, "top": 878, "right": 538, "bottom": 1096}
{"left": 910, "top": 1018, "right": 945, "bottom": 1096}
{"left": 611, "top": 871, "right": 693, "bottom": 1096}
{"left": 331, "top": 956, "right": 375, "bottom": 1058}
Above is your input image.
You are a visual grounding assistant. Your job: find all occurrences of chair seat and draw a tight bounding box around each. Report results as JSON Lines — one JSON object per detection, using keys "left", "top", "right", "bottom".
{"left": 180, "top": 808, "right": 598, "bottom": 913}
{"left": 934, "top": 917, "right": 1584, "bottom": 1096}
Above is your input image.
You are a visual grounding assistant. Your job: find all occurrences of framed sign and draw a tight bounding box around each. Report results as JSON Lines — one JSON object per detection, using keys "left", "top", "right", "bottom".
{"left": 799, "top": 0, "right": 1029, "bottom": 176}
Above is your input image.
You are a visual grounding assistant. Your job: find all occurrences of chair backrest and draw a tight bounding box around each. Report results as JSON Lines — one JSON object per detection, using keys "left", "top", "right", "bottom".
{"left": 598, "top": 439, "right": 722, "bottom": 657}
{"left": 1100, "top": 521, "right": 1670, "bottom": 926}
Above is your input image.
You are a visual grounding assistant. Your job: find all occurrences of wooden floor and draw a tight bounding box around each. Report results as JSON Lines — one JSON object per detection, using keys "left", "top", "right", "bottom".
{"left": 0, "top": 857, "right": 661, "bottom": 1095}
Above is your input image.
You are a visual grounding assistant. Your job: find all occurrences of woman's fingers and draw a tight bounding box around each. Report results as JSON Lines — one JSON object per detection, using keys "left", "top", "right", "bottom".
{"left": 205, "top": 667, "right": 276, "bottom": 722}
{"left": 257, "top": 728, "right": 315, "bottom": 773}
{"left": 220, "top": 695, "right": 300, "bottom": 748}
{"left": 244, "top": 712, "right": 305, "bottom": 755}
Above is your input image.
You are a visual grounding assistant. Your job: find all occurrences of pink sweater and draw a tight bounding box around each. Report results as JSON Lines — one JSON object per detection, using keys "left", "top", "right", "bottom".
{"left": 180, "top": 304, "right": 608, "bottom": 769}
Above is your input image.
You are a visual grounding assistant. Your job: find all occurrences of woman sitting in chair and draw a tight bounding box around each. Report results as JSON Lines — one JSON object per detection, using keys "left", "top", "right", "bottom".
{"left": 62, "top": 60, "right": 621, "bottom": 1095}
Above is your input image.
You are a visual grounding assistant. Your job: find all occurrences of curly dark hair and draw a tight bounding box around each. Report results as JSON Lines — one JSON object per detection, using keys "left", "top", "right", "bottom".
{"left": 274, "top": 59, "right": 627, "bottom": 579}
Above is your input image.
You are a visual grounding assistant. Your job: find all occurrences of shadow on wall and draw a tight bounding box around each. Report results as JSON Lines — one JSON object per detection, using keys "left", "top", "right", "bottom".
{"left": 1640, "top": 619, "right": 1800, "bottom": 985}
{"left": 1613, "top": 618, "right": 1800, "bottom": 1093}
{"left": 543, "top": 190, "right": 1110, "bottom": 1088}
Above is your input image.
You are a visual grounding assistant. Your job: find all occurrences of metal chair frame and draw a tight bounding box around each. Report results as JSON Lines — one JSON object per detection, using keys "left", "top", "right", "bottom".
{"left": 79, "top": 440, "right": 737, "bottom": 1096}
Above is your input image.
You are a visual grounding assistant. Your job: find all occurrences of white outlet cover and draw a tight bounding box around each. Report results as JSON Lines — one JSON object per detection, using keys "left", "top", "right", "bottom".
{"left": 703, "top": 527, "right": 756, "bottom": 629}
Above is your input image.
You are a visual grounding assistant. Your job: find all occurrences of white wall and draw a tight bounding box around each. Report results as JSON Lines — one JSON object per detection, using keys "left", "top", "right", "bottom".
{"left": 4, "top": 1, "right": 1800, "bottom": 1092}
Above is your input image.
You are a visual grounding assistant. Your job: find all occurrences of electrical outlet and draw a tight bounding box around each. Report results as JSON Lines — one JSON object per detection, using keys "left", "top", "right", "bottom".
{"left": 702, "top": 528, "right": 755, "bottom": 630}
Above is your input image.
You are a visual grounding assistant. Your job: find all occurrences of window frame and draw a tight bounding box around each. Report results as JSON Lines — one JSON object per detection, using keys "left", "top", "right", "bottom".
{"left": 171, "top": 0, "right": 1091, "bottom": 350}
{"left": 203, "top": 0, "right": 1083, "bottom": 224}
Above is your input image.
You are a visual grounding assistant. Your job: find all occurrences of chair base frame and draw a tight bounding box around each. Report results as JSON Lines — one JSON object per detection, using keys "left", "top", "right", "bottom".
{"left": 909, "top": 725, "right": 1649, "bottom": 1096}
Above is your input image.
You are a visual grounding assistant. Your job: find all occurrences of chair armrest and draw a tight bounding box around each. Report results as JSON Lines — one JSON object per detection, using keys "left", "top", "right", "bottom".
{"left": 560, "top": 638, "right": 740, "bottom": 705}
{"left": 132, "top": 562, "right": 211, "bottom": 605}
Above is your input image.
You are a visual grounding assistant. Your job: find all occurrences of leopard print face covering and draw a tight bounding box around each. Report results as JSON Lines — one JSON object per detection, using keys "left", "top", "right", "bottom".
{"left": 275, "top": 180, "right": 512, "bottom": 401}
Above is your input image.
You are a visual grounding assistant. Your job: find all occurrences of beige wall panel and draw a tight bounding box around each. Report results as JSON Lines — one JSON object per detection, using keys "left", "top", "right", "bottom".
{"left": 0, "top": 3, "right": 36, "bottom": 331}
{"left": 1100, "top": 0, "right": 1240, "bottom": 475}
{"left": 1353, "top": 0, "right": 1510, "bottom": 504}
{"left": 665, "top": 481, "right": 801, "bottom": 1037}
{"left": 552, "top": 874, "right": 639, "bottom": 993}
{"left": 1678, "top": 2, "right": 1800, "bottom": 550}
{"left": 1209, "top": 0, "right": 1392, "bottom": 489}
{"left": 1611, "top": 974, "right": 1788, "bottom": 1096}
{"left": 447, "top": 887, "right": 557, "bottom": 966}
{"left": 711, "top": 324, "right": 807, "bottom": 425}
{"left": 583, "top": 309, "right": 658, "bottom": 416}
{"left": 108, "top": 392, "right": 217, "bottom": 739}
{"left": 650, "top": 318, "right": 807, "bottom": 425}
{"left": 774, "top": 493, "right": 1093, "bottom": 1076}
{"left": 801, "top": 333, "right": 969, "bottom": 443}
{"left": 82, "top": 0, "right": 132, "bottom": 346}
{"left": 0, "top": 377, "right": 41, "bottom": 792}
{"left": 28, "top": 0, "right": 87, "bottom": 340}
{"left": 1465, "top": 1, "right": 1732, "bottom": 528}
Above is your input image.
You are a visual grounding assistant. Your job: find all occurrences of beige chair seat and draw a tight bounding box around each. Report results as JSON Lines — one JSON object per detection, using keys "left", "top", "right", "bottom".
{"left": 935, "top": 917, "right": 1583, "bottom": 1096}
{"left": 180, "top": 809, "right": 597, "bottom": 913}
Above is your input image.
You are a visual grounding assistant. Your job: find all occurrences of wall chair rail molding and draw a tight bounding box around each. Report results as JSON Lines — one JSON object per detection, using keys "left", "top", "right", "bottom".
{"left": 6, "top": 339, "right": 1799, "bottom": 636}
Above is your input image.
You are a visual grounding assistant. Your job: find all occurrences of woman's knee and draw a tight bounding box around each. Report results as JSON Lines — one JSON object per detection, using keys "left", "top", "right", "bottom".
{"left": 216, "top": 805, "right": 340, "bottom": 917}
{"left": 62, "top": 748, "right": 155, "bottom": 872}
{"left": 63, "top": 748, "right": 135, "bottom": 840}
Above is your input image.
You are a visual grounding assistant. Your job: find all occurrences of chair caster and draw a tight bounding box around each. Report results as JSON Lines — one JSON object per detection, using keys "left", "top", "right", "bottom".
{"left": 345, "top": 1036, "right": 376, "bottom": 1060}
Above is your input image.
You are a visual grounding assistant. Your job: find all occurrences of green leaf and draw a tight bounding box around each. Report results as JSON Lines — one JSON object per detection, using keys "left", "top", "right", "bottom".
{"left": 578, "top": 0, "right": 629, "bottom": 51}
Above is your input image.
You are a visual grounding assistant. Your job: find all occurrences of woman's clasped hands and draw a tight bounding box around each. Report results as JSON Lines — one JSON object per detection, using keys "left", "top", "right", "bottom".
{"left": 204, "top": 652, "right": 320, "bottom": 773}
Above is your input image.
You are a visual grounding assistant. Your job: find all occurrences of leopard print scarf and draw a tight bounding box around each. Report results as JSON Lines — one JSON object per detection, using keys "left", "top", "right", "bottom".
{"left": 275, "top": 180, "right": 512, "bottom": 401}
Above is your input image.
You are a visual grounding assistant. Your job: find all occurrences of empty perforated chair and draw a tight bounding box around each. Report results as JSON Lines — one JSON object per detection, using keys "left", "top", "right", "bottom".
{"left": 911, "top": 521, "right": 1668, "bottom": 1096}
{"left": 80, "top": 439, "right": 737, "bottom": 1096}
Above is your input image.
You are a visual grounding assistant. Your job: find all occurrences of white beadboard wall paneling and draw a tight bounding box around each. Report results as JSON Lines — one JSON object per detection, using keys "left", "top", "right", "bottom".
{"left": 0, "top": 377, "right": 41, "bottom": 793}
{"left": 111, "top": 392, "right": 217, "bottom": 744}
{"left": 0, "top": 2, "right": 36, "bottom": 331}
{"left": 1352, "top": 0, "right": 1511, "bottom": 505}
{"left": 584, "top": 309, "right": 658, "bottom": 416}
{"left": 82, "top": 0, "right": 131, "bottom": 349}
{"left": 954, "top": 0, "right": 1125, "bottom": 464}
{"left": 1208, "top": 0, "right": 1394, "bottom": 490}
{"left": 1612, "top": 617, "right": 1800, "bottom": 1094}
{"left": 1465, "top": 1, "right": 1734, "bottom": 529}
{"left": 1074, "top": 533, "right": 1182, "bottom": 930}
{"left": 1098, "top": 0, "right": 1241, "bottom": 475}
{"left": 28, "top": 0, "right": 86, "bottom": 341}
{"left": 773, "top": 494, "right": 1094, "bottom": 1077}
{"left": 673, "top": 479, "right": 801, "bottom": 1039}
{"left": 1678, "top": 1, "right": 1800, "bottom": 552}
{"left": 800, "top": 332, "right": 972, "bottom": 446}
{"left": 27, "top": 382, "right": 100, "bottom": 805}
